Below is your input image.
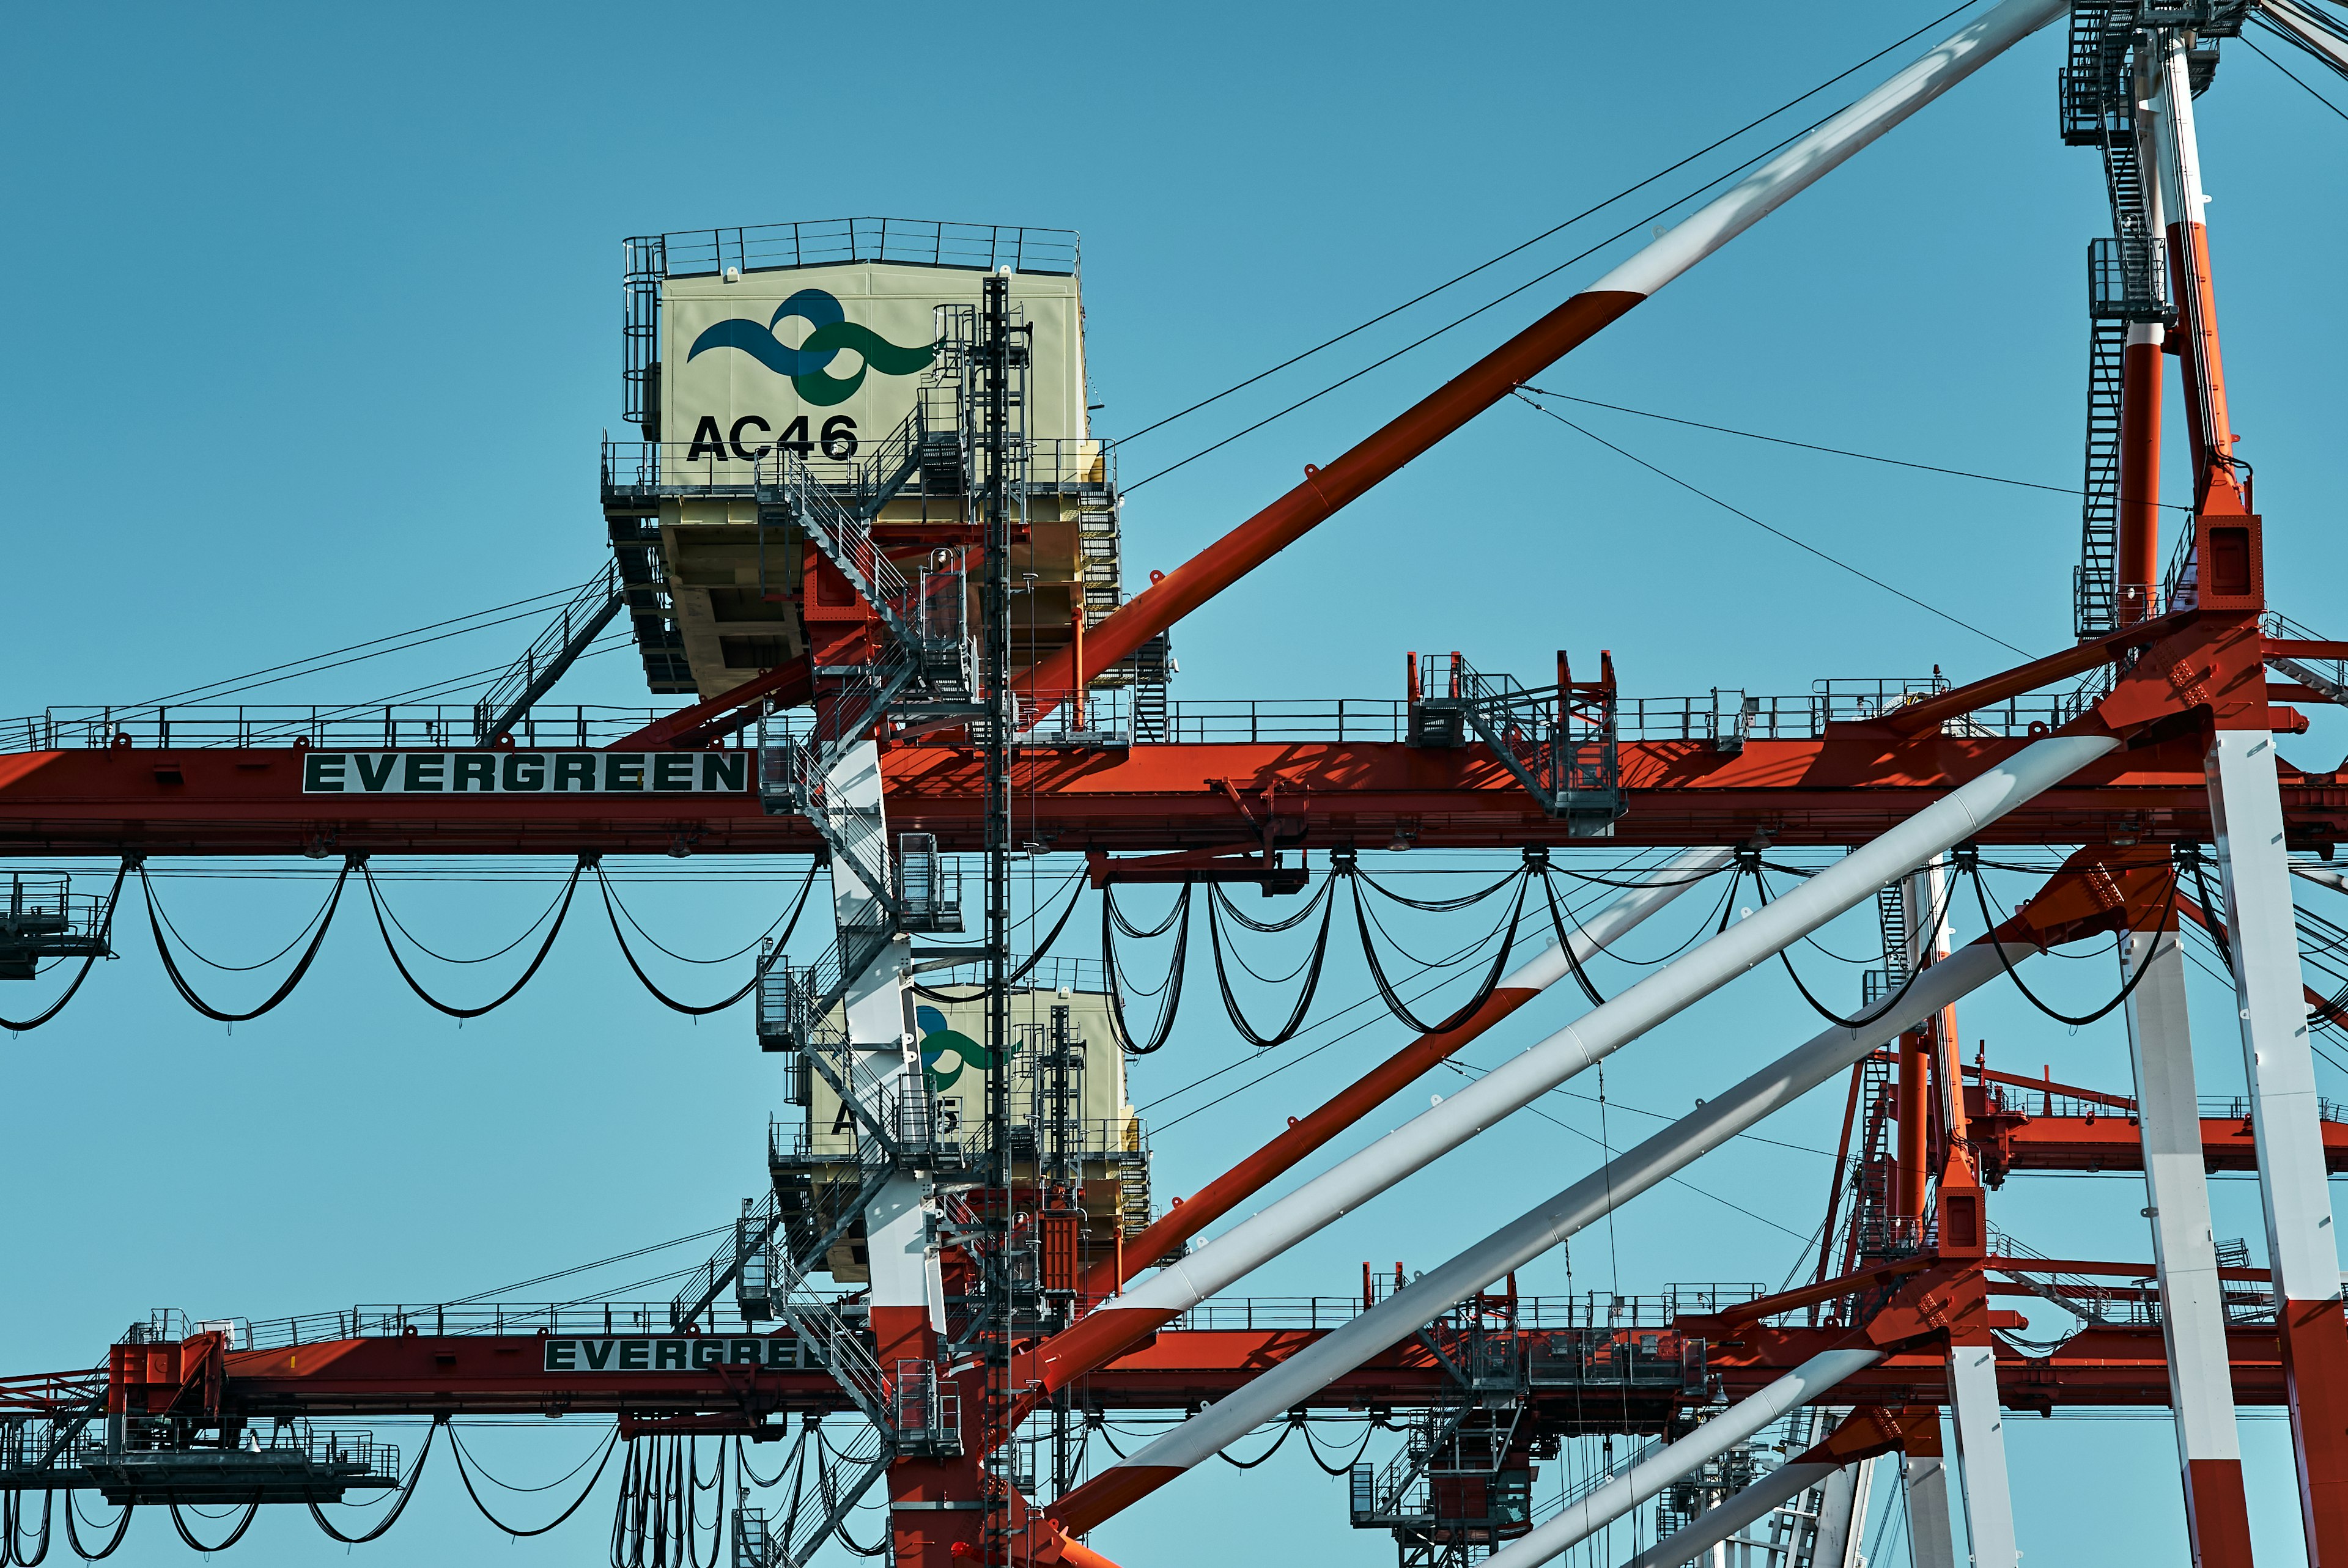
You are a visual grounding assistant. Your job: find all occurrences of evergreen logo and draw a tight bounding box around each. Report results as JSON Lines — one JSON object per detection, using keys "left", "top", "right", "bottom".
{"left": 687, "top": 287, "right": 936, "bottom": 407}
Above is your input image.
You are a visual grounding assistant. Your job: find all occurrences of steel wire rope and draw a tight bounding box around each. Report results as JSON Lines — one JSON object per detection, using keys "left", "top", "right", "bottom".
{"left": 1754, "top": 862, "right": 1958, "bottom": 1031}
{"left": 367, "top": 857, "right": 587, "bottom": 1018}
{"left": 61, "top": 1496, "right": 130, "bottom": 1561}
{"left": 2, "top": 862, "right": 129, "bottom": 1033}
{"left": 450, "top": 1424, "right": 621, "bottom": 1539}
{"left": 1512, "top": 394, "right": 2032, "bottom": 658}
{"left": 1116, "top": 0, "right": 1986, "bottom": 488}
{"left": 1515, "top": 386, "right": 2199, "bottom": 513}
{"left": 144, "top": 859, "right": 350, "bottom": 1023}
{"left": 602, "top": 859, "right": 819, "bottom": 965}
{"left": 2245, "top": 31, "right": 2348, "bottom": 119}
{"left": 1102, "top": 883, "right": 1192, "bottom": 1055}
{"left": 127, "top": 583, "right": 586, "bottom": 709}
{"left": 594, "top": 862, "right": 806, "bottom": 1016}
{"left": 165, "top": 1498, "right": 258, "bottom": 1554}
{"left": 1123, "top": 103, "right": 1850, "bottom": 493}
{"left": 1204, "top": 866, "right": 1340, "bottom": 1048}
{"left": 6, "top": 1489, "right": 51, "bottom": 1568}
{"left": 217, "top": 634, "right": 635, "bottom": 749}
{"left": 305, "top": 1418, "right": 438, "bottom": 1545}
{"left": 1965, "top": 858, "right": 2180, "bottom": 1028}
{"left": 1349, "top": 863, "right": 1529, "bottom": 1032}
{"left": 1104, "top": 0, "right": 1984, "bottom": 460}
{"left": 445, "top": 1225, "right": 731, "bottom": 1305}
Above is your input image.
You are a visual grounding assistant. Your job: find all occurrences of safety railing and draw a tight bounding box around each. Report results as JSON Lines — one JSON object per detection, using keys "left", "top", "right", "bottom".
{"left": 2, "top": 704, "right": 671, "bottom": 754}
{"left": 633, "top": 217, "right": 1079, "bottom": 280}
{"left": 1159, "top": 1287, "right": 1759, "bottom": 1334}
{"left": 770, "top": 1114, "right": 1148, "bottom": 1166}
{"left": 600, "top": 436, "right": 1109, "bottom": 500}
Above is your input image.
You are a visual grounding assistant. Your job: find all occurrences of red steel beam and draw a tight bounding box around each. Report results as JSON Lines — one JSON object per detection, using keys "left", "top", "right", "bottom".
{"left": 4, "top": 729, "right": 2338, "bottom": 858}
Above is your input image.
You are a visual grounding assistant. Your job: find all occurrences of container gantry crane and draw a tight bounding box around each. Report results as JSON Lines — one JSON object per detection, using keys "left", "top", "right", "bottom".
{"left": 5, "top": 2, "right": 2348, "bottom": 1566}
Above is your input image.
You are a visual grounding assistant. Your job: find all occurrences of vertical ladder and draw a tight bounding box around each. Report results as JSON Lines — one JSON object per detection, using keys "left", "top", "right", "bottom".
{"left": 2075, "top": 315, "right": 2127, "bottom": 637}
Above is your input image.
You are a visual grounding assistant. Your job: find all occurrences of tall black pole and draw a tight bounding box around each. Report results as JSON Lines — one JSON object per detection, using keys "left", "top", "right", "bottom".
{"left": 980, "top": 267, "right": 1017, "bottom": 1556}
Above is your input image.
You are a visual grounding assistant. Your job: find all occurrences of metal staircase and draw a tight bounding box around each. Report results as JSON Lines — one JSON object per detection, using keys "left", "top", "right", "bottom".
{"left": 472, "top": 562, "right": 626, "bottom": 743}
{"left": 1407, "top": 653, "right": 1623, "bottom": 836}
{"left": 2059, "top": 2, "right": 2177, "bottom": 638}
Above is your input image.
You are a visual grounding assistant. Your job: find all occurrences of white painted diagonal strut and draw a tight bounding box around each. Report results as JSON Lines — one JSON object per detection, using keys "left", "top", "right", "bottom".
{"left": 1041, "top": 736, "right": 2115, "bottom": 1402}
{"left": 1618, "top": 1460, "right": 1840, "bottom": 1568}
{"left": 1485, "top": 1350, "right": 1882, "bottom": 1568}
{"left": 1055, "top": 926, "right": 2061, "bottom": 1531}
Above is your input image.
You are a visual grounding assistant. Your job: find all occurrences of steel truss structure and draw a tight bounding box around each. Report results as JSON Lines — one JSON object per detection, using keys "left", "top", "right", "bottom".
{"left": 6, "top": 4, "right": 2348, "bottom": 1566}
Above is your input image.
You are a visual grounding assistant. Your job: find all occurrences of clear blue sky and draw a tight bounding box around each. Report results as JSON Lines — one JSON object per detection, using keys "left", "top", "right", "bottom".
{"left": 6, "top": 2, "right": 2346, "bottom": 1564}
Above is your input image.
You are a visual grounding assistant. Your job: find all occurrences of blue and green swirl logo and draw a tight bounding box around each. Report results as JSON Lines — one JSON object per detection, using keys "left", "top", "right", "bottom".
{"left": 917, "top": 1004, "right": 1013, "bottom": 1094}
{"left": 687, "top": 288, "right": 936, "bottom": 407}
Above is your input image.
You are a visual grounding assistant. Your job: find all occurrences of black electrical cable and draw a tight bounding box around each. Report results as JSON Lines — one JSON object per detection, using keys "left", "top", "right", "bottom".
{"left": 369, "top": 857, "right": 585, "bottom": 1018}
{"left": 61, "top": 1496, "right": 130, "bottom": 1561}
{"left": 1351, "top": 864, "right": 1527, "bottom": 1032}
{"left": 1513, "top": 394, "right": 2032, "bottom": 658}
{"left": 369, "top": 866, "right": 585, "bottom": 966}
{"left": 602, "top": 859, "right": 818, "bottom": 965}
{"left": 595, "top": 861, "right": 804, "bottom": 1016}
{"left": 450, "top": 1424, "right": 620, "bottom": 1537}
{"left": 1, "top": 863, "right": 128, "bottom": 1033}
{"left": 1761, "top": 863, "right": 1955, "bottom": 1031}
{"left": 448, "top": 1423, "right": 619, "bottom": 1493}
{"left": 306, "top": 1419, "right": 437, "bottom": 1545}
{"left": 2187, "top": 852, "right": 2234, "bottom": 971}
{"left": 1538, "top": 867, "right": 1619, "bottom": 1009}
{"left": 817, "top": 1443, "right": 888, "bottom": 1559}
{"left": 146, "top": 864, "right": 339, "bottom": 972}
{"left": 1969, "top": 860, "right": 2180, "bottom": 1028}
{"left": 1205, "top": 868, "right": 1338, "bottom": 1048}
{"left": 1208, "top": 872, "right": 1334, "bottom": 933}
{"left": 1104, "top": 883, "right": 1192, "bottom": 1055}
{"left": 1214, "top": 1421, "right": 1294, "bottom": 1470}
{"left": 166, "top": 1498, "right": 258, "bottom": 1554}
{"left": 144, "top": 859, "right": 350, "bottom": 1023}
{"left": 1353, "top": 862, "right": 1523, "bottom": 914}
{"left": 912, "top": 867, "right": 1088, "bottom": 984}
{"left": 6, "top": 1488, "right": 51, "bottom": 1567}
{"left": 1210, "top": 878, "right": 1337, "bottom": 982}
{"left": 1298, "top": 1418, "right": 1379, "bottom": 1477}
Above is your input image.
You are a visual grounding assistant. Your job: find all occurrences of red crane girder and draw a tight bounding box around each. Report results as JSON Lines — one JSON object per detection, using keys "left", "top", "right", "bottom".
{"left": 0, "top": 729, "right": 2338, "bottom": 859}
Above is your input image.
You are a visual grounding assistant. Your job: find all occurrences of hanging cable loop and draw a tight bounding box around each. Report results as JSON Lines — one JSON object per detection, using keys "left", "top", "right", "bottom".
{"left": 1205, "top": 869, "right": 1337, "bottom": 1048}
{"left": 596, "top": 859, "right": 811, "bottom": 1016}
{"left": 1349, "top": 860, "right": 1527, "bottom": 1032}
{"left": 307, "top": 1417, "right": 438, "bottom": 1544}
{"left": 1104, "top": 883, "right": 1191, "bottom": 1055}
{"left": 62, "top": 1495, "right": 132, "bottom": 1561}
{"left": 166, "top": 1497, "right": 259, "bottom": 1554}
{"left": 2, "top": 860, "right": 130, "bottom": 1032}
{"left": 145, "top": 858, "right": 350, "bottom": 1023}
{"left": 1969, "top": 856, "right": 2181, "bottom": 1027}
{"left": 369, "top": 857, "right": 586, "bottom": 1018}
